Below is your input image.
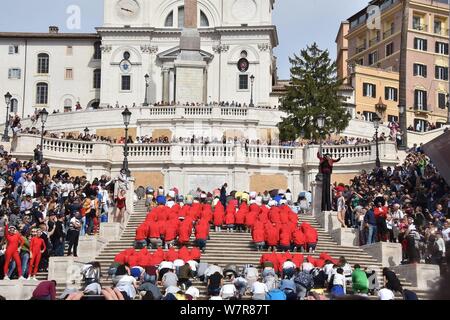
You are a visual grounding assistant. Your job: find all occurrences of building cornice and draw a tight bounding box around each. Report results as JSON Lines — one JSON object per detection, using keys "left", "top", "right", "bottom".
{"left": 0, "top": 32, "right": 99, "bottom": 40}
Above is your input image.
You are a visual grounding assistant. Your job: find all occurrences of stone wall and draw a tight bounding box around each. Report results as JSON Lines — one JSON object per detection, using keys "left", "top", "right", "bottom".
{"left": 249, "top": 174, "right": 288, "bottom": 192}
{"left": 133, "top": 171, "right": 164, "bottom": 188}
{"left": 96, "top": 127, "right": 137, "bottom": 141}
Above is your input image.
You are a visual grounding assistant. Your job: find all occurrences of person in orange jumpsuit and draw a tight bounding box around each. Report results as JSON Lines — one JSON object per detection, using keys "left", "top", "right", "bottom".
{"left": 28, "top": 229, "right": 47, "bottom": 279}
{"left": 252, "top": 227, "right": 265, "bottom": 251}
{"left": 292, "top": 228, "right": 306, "bottom": 252}
{"left": 3, "top": 224, "right": 25, "bottom": 280}
{"left": 265, "top": 224, "right": 279, "bottom": 252}
{"left": 213, "top": 205, "right": 225, "bottom": 232}
{"left": 224, "top": 210, "right": 235, "bottom": 233}
{"left": 178, "top": 220, "right": 192, "bottom": 246}
{"left": 235, "top": 207, "right": 246, "bottom": 233}
{"left": 134, "top": 223, "right": 148, "bottom": 249}
{"left": 195, "top": 221, "right": 209, "bottom": 253}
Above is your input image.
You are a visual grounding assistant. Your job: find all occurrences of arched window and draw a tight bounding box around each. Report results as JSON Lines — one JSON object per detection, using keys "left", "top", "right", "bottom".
{"left": 10, "top": 98, "right": 18, "bottom": 113}
{"left": 37, "top": 53, "right": 49, "bottom": 74}
{"left": 36, "top": 83, "right": 48, "bottom": 105}
{"left": 94, "top": 41, "right": 102, "bottom": 60}
{"left": 200, "top": 11, "right": 209, "bottom": 27}
{"left": 165, "top": 11, "right": 174, "bottom": 27}
{"left": 64, "top": 98, "right": 72, "bottom": 112}
{"left": 93, "top": 69, "right": 101, "bottom": 89}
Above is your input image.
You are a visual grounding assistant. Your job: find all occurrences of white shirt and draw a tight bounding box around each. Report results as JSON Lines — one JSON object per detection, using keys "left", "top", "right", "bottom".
{"left": 158, "top": 261, "right": 174, "bottom": 270}
{"left": 282, "top": 261, "right": 296, "bottom": 270}
{"left": 115, "top": 275, "right": 137, "bottom": 299}
{"left": 333, "top": 273, "right": 346, "bottom": 293}
{"left": 378, "top": 288, "right": 395, "bottom": 300}
{"left": 187, "top": 260, "right": 199, "bottom": 272}
{"left": 220, "top": 284, "right": 237, "bottom": 298}
{"left": 392, "top": 209, "right": 404, "bottom": 220}
{"left": 323, "top": 263, "right": 334, "bottom": 280}
{"left": 22, "top": 180, "right": 36, "bottom": 197}
{"left": 245, "top": 267, "right": 259, "bottom": 279}
{"left": 173, "top": 259, "right": 185, "bottom": 268}
{"left": 251, "top": 282, "right": 268, "bottom": 295}
{"left": 437, "top": 238, "right": 446, "bottom": 256}
{"left": 301, "top": 262, "right": 314, "bottom": 273}
{"left": 442, "top": 228, "right": 450, "bottom": 242}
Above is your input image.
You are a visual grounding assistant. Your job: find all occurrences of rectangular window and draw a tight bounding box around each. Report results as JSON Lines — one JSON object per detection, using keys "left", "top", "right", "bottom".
{"left": 65, "top": 68, "right": 73, "bottom": 80}
{"left": 414, "top": 89, "right": 427, "bottom": 110}
{"left": 385, "top": 87, "right": 398, "bottom": 101}
{"left": 239, "top": 74, "right": 249, "bottom": 90}
{"left": 388, "top": 115, "right": 399, "bottom": 123}
{"left": 414, "top": 38, "right": 427, "bottom": 51}
{"left": 435, "top": 66, "right": 449, "bottom": 80}
{"left": 438, "top": 92, "right": 447, "bottom": 109}
{"left": 414, "top": 119, "right": 426, "bottom": 132}
{"left": 385, "top": 42, "right": 394, "bottom": 57}
{"left": 8, "top": 68, "right": 21, "bottom": 79}
{"left": 121, "top": 75, "right": 131, "bottom": 91}
{"left": 363, "top": 83, "right": 376, "bottom": 98}
{"left": 66, "top": 46, "right": 73, "bottom": 55}
{"left": 412, "top": 16, "right": 422, "bottom": 30}
{"left": 434, "top": 20, "right": 442, "bottom": 34}
{"left": 93, "top": 70, "right": 101, "bottom": 89}
{"left": 8, "top": 45, "right": 19, "bottom": 54}
{"left": 413, "top": 63, "right": 427, "bottom": 77}
{"left": 368, "top": 51, "right": 378, "bottom": 65}
{"left": 435, "top": 42, "right": 449, "bottom": 55}
{"left": 363, "top": 111, "right": 377, "bottom": 122}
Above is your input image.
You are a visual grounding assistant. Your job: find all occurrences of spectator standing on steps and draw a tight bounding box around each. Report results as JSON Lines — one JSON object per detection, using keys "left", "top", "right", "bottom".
{"left": 382, "top": 267, "right": 403, "bottom": 294}
{"left": 67, "top": 212, "right": 81, "bottom": 257}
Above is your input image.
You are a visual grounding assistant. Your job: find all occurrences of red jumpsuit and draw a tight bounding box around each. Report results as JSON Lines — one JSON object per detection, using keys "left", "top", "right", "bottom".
{"left": 3, "top": 226, "right": 24, "bottom": 277}
{"left": 29, "top": 236, "right": 47, "bottom": 276}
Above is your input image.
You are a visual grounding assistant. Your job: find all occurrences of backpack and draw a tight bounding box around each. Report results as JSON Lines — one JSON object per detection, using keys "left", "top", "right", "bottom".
{"left": 311, "top": 268, "right": 326, "bottom": 288}
{"left": 294, "top": 272, "right": 314, "bottom": 290}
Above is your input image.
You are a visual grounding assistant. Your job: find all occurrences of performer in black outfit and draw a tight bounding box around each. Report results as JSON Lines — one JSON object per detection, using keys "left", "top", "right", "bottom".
{"left": 317, "top": 152, "right": 341, "bottom": 211}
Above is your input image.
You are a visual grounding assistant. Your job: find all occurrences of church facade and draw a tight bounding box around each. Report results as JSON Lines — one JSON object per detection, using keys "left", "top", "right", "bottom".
{"left": 0, "top": 0, "right": 278, "bottom": 118}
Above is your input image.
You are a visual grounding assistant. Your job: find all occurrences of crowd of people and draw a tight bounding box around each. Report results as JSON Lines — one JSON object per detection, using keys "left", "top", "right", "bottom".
{"left": 330, "top": 149, "right": 450, "bottom": 270}
{"left": 0, "top": 151, "right": 132, "bottom": 281}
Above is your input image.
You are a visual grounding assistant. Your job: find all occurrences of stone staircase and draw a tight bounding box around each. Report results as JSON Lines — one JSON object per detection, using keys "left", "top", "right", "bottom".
{"left": 50, "top": 200, "right": 430, "bottom": 300}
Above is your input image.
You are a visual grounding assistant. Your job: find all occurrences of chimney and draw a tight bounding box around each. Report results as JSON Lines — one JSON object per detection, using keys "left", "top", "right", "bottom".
{"left": 49, "top": 26, "right": 59, "bottom": 34}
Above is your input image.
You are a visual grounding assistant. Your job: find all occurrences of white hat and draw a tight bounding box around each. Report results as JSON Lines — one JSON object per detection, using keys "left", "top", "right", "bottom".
{"left": 168, "top": 190, "right": 175, "bottom": 198}
{"left": 185, "top": 286, "right": 200, "bottom": 299}
{"left": 268, "top": 200, "right": 277, "bottom": 207}
{"left": 250, "top": 192, "right": 257, "bottom": 199}
{"left": 280, "top": 199, "right": 287, "bottom": 205}
{"left": 200, "top": 193, "right": 207, "bottom": 199}
{"left": 278, "top": 189, "right": 286, "bottom": 195}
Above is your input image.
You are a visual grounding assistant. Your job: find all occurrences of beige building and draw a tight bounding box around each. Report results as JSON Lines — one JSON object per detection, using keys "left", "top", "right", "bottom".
{"left": 343, "top": 0, "right": 449, "bottom": 131}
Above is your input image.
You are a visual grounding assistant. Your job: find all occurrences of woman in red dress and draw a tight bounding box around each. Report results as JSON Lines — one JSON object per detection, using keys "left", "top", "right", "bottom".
{"left": 115, "top": 189, "right": 127, "bottom": 224}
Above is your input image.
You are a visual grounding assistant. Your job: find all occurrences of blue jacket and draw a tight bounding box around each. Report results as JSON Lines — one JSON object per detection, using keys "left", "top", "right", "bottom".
{"left": 265, "top": 289, "right": 286, "bottom": 300}
{"left": 364, "top": 209, "right": 377, "bottom": 226}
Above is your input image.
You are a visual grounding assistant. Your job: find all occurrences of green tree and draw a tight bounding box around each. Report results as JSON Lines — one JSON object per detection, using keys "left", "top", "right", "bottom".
{"left": 278, "top": 43, "right": 350, "bottom": 140}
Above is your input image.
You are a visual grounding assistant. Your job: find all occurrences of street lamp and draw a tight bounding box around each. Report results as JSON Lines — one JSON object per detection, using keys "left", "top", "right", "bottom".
{"left": 121, "top": 107, "right": 132, "bottom": 177}
{"left": 39, "top": 108, "right": 49, "bottom": 161}
{"left": 143, "top": 74, "right": 150, "bottom": 106}
{"left": 84, "top": 127, "right": 90, "bottom": 137}
{"left": 249, "top": 75, "right": 255, "bottom": 107}
{"left": 317, "top": 113, "right": 326, "bottom": 155}
{"left": 373, "top": 113, "right": 381, "bottom": 168}
{"left": 3, "top": 92, "right": 11, "bottom": 142}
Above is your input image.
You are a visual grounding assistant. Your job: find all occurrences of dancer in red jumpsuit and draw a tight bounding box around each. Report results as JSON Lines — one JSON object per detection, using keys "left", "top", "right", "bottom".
{"left": 29, "top": 229, "right": 47, "bottom": 280}
{"left": 3, "top": 224, "right": 25, "bottom": 280}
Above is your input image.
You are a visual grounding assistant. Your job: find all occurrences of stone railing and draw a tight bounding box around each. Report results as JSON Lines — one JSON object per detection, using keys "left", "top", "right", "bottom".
{"left": 12, "top": 134, "right": 399, "bottom": 168}
{"left": 184, "top": 107, "right": 213, "bottom": 116}
{"left": 221, "top": 108, "right": 248, "bottom": 117}
{"left": 148, "top": 107, "right": 176, "bottom": 116}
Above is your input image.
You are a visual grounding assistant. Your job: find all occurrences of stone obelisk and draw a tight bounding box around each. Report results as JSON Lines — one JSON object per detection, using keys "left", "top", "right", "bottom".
{"left": 175, "top": 0, "right": 206, "bottom": 103}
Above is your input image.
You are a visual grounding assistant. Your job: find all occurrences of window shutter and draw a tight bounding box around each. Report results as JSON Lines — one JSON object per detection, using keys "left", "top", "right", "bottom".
{"left": 414, "top": 38, "right": 417, "bottom": 50}
{"left": 414, "top": 90, "right": 418, "bottom": 108}
{"left": 372, "top": 85, "right": 376, "bottom": 98}
{"left": 385, "top": 87, "right": 389, "bottom": 100}
{"left": 424, "top": 40, "right": 428, "bottom": 51}
{"left": 394, "top": 88, "right": 398, "bottom": 101}
{"left": 423, "top": 91, "right": 427, "bottom": 110}
{"left": 436, "top": 66, "right": 439, "bottom": 79}
{"left": 445, "top": 68, "right": 449, "bottom": 81}
{"left": 436, "top": 42, "right": 439, "bottom": 53}
{"left": 446, "top": 44, "right": 449, "bottom": 55}
{"left": 413, "top": 64, "right": 417, "bottom": 76}
{"left": 8, "top": 69, "right": 12, "bottom": 78}
{"left": 424, "top": 65, "right": 427, "bottom": 78}
{"left": 363, "top": 83, "right": 367, "bottom": 96}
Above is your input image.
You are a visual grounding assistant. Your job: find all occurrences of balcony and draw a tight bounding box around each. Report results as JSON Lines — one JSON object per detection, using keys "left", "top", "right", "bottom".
{"left": 434, "top": 28, "right": 449, "bottom": 36}
{"left": 413, "top": 24, "right": 428, "bottom": 32}
{"left": 356, "top": 44, "right": 366, "bottom": 53}
{"left": 383, "top": 29, "right": 394, "bottom": 39}
{"left": 369, "top": 37, "right": 380, "bottom": 47}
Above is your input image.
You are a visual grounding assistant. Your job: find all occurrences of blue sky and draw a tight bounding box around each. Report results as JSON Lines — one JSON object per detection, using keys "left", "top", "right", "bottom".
{"left": 0, "top": 0, "right": 368, "bottom": 79}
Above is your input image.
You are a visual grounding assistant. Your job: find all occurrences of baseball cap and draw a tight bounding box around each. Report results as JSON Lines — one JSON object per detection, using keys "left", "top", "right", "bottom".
{"left": 165, "top": 286, "right": 181, "bottom": 295}
{"left": 185, "top": 286, "right": 200, "bottom": 299}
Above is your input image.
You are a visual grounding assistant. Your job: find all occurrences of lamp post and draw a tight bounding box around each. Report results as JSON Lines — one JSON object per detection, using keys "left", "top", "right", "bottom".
{"left": 249, "top": 75, "right": 255, "bottom": 107}
{"left": 39, "top": 108, "right": 49, "bottom": 161}
{"left": 373, "top": 113, "right": 381, "bottom": 168}
{"left": 84, "top": 127, "right": 90, "bottom": 138}
{"left": 122, "top": 107, "right": 132, "bottom": 177}
{"left": 315, "top": 114, "right": 326, "bottom": 182}
{"left": 3, "top": 92, "right": 11, "bottom": 142}
{"left": 143, "top": 74, "right": 150, "bottom": 106}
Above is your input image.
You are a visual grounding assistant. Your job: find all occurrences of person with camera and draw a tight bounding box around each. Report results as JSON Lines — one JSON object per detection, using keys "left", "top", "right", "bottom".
{"left": 67, "top": 212, "right": 82, "bottom": 257}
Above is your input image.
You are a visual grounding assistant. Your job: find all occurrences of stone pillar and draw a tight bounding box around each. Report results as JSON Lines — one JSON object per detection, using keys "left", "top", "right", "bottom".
{"left": 391, "top": 264, "right": 440, "bottom": 290}
{"left": 331, "top": 228, "right": 359, "bottom": 247}
{"left": 126, "top": 177, "right": 135, "bottom": 218}
{"left": 48, "top": 257, "right": 89, "bottom": 286}
{"left": 311, "top": 180, "right": 322, "bottom": 217}
{"left": 361, "top": 242, "right": 402, "bottom": 267}
{"left": 99, "top": 222, "right": 123, "bottom": 241}
{"left": 162, "top": 68, "right": 170, "bottom": 103}
{"left": 77, "top": 236, "right": 108, "bottom": 260}
{"left": 0, "top": 280, "right": 41, "bottom": 300}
